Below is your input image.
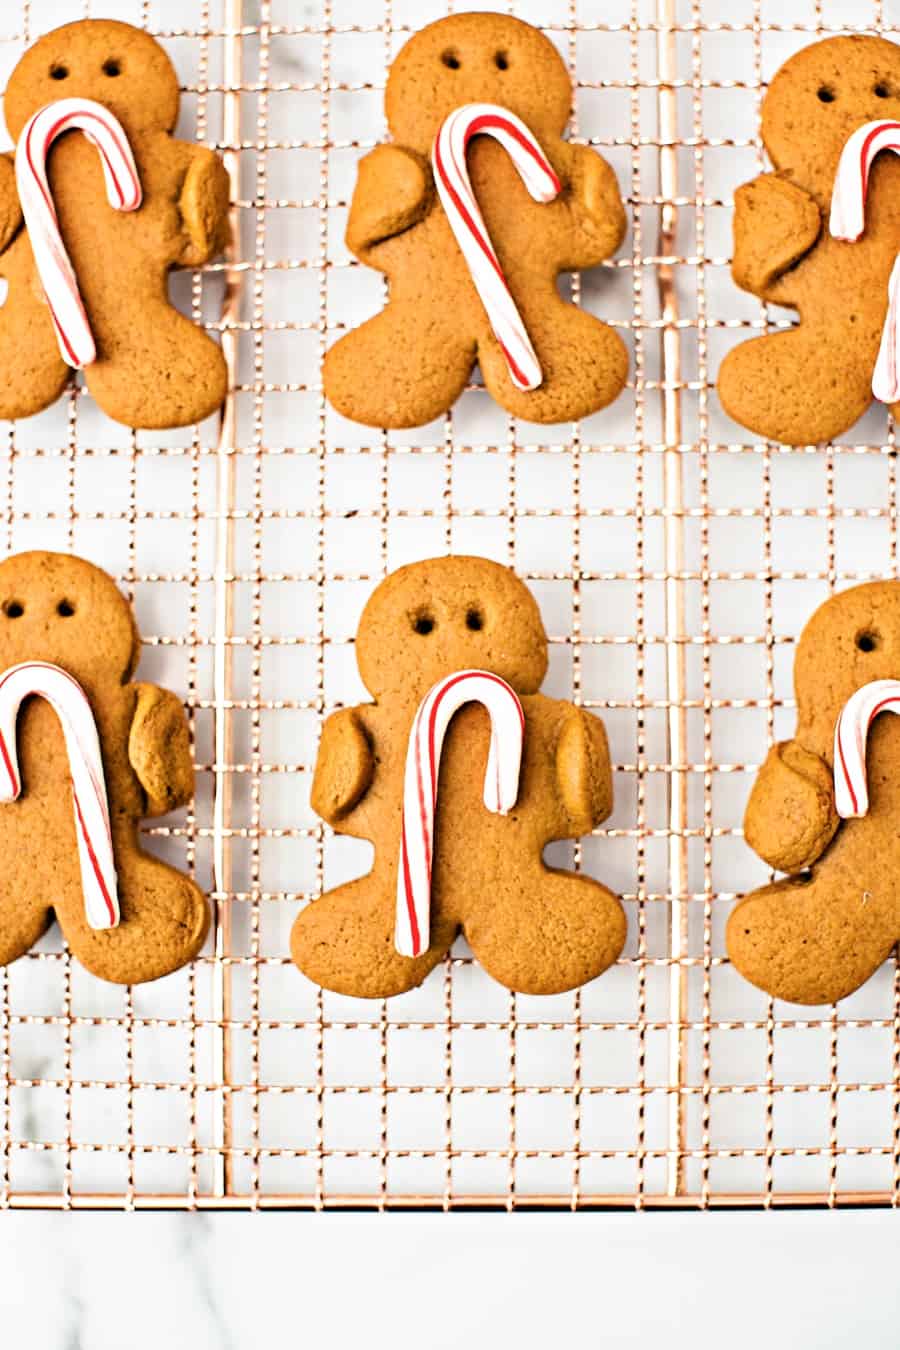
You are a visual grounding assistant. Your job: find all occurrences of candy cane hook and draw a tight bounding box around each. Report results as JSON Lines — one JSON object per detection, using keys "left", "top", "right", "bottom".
{"left": 830, "top": 119, "right": 900, "bottom": 403}
{"left": 15, "top": 98, "right": 142, "bottom": 370}
{"left": 432, "top": 103, "right": 561, "bottom": 392}
{"left": 833, "top": 677, "right": 900, "bottom": 818}
{"left": 396, "top": 669, "right": 525, "bottom": 958}
{"left": 0, "top": 661, "right": 118, "bottom": 929}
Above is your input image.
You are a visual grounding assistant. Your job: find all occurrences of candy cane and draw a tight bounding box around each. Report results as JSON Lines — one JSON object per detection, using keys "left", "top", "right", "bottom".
{"left": 0, "top": 661, "right": 118, "bottom": 929}
{"left": 432, "top": 103, "right": 561, "bottom": 392}
{"left": 833, "top": 677, "right": 900, "bottom": 818}
{"left": 396, "top": 669, "right": 524, "bottom": 958}
{"left": 830, "top": 119, "right": 900, "bottom": 403}
{"left": 15, "top": 98, "right": 142, "bottom": 370}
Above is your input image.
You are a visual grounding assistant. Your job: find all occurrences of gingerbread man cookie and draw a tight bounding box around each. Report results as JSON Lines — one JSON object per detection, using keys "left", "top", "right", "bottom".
{"left": 292, "top": 556, "right": 626, "bottom": 999}
{"left": 718, "top": 35, "right": 900, "bottom": 446}
{"left": 324, "top": 12, "right": 628, "bottom": 429}
{"left": 730, "top": 581, "right": 900, "bottom": 1005}
{"left": 0, "top": 551, "right": 208, "bottom": 984}
{"left": 0, "top": 19, "right": 229, "bottom": 429}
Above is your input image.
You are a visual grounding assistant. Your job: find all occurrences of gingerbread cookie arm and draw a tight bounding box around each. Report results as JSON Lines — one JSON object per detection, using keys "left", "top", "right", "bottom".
{"left": 731, "top": 174, "right": 821, "bottom": 303}
{"left": 345, "top": 144, "right": 433, "bottom": 262}
{"left": 0, "top": 154, "right": 23, "bottom": 260}
{"left": 310, "top": 707, "right": 375, "bottom": 826}
{"left": 557, "top": 142, "right": 626, "bottom": 268}
{"left": 743, "top": 739, "right": 839, "bottom": 873}
{"left": 177, "top": 143, "right": 231, "bottom": 268}
{"left": 128, "top": 683, "right": 195, "bottom": 817}
{"left": 555, "top": 706, "right": 613, "bottom": 835}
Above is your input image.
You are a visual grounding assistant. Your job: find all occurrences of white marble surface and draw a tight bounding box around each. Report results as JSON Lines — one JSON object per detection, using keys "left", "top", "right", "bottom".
{"left": 0, "top": 1212, "right": 897, "bottom": 1349}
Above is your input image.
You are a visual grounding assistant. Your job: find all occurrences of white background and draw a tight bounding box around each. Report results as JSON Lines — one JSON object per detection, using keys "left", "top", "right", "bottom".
{"left": 0, "top": 1211, "right": 897, "bottom": 1348}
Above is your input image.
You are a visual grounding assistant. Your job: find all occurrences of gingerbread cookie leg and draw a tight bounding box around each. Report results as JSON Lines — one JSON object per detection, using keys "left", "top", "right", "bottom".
{"left": 727, "top": 875, "right": 900, "bottom": 1006}
{"left": 291, "top": 868, "right": 457, "bottom": 999}
{"left": 323, "top": 303, "right": 475, "bottom": 430}
{"left": 718, "top": 323, "right": 877, "bottom": 446}
{"left": 84, "top": 298, "right": 227, "bottom": 430}
{"left": 57, "top": 845, "right": 208, "bottom": 985}
{"left": 477, "top": 293, "right": 628, "bottom": 425}
{"left": 0, "top": 897, "right": 53, "bottom": 969}
{"left": 464, "top": 863, "right": 626, "bottom": 996}
{"left": 0, "top": 241, "right": 69, "bottom": 421}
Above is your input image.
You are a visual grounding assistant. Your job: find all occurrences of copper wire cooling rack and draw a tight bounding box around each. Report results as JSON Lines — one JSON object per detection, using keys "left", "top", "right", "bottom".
{"left": 2, "top": 0, "right": 900, "bottom": 1210}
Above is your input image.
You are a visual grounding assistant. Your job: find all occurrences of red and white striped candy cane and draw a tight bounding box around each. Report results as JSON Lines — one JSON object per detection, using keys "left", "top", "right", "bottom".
{"left": 830, "top": 119, "right": 900, "bottom": 403}
{"left": 432, "top": 103, "right": 562, "bottom": 392}
{"left": 15, "top": 98, "right": 142, "bottom": 370}
{"left": 396, "top": 669, "right": 525, "bottom": 958}
{"left": 0, "top": 661, "right": 118, "bottom": 929}
{"left": 833, "top": 677, "right": 900, "bottom": 818}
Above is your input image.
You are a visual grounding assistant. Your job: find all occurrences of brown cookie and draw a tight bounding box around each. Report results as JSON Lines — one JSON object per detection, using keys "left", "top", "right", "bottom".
{"left": 324, "top": 12, "right": 628, "bottom": 429}
{"left": 729, "top": 581, "right": 900, "bottom": 1004}
{"left": 292, "top": 555, "right": 626, "bottom": 999}
{"left": 0, "top": 550, "right": 208, "bottom": 984}
{"left": 718, "top": 35, "right": 900, "bottom": 445}
{"left": 0, "top": 19, "right": 229, "bottom": 428}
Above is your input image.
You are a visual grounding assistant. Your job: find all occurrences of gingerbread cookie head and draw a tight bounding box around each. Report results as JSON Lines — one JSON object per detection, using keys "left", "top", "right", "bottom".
{"left": 0, "top": 551, "right": 138, "bottom": 691}
{"left": 792, "top": 580, "right": 900, "bottom": 752}
{"left": 356, "top": 555, "right": 549, "bottom": 703}
{"left": 4, "top": 19, "right": 180, "bottom": 142}
{"left": 761, "top": 34, "right": 900, "bottom": 207}
{"left": 384, "top": 12, "right": 572, "bottom": 155}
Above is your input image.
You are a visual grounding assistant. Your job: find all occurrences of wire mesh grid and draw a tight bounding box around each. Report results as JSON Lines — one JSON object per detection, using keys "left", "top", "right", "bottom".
{"left": 1, "top": 0, "right": 899, "bottom": 1209}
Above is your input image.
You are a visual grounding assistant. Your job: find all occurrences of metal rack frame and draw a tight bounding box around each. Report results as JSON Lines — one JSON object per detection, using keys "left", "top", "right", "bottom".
{"left": 2, "top": 0, "right": 899, "bottom": 1210}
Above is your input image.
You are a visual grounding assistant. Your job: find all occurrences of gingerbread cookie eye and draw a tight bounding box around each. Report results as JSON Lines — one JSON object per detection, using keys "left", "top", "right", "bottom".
{"left": 817, "top": 84, "right": 836, "bottom": 103}
{"left": 412, "top": 613, "right": 435, "bottom": 636}
{"left": 494, "top": 51, "right": 509, "bottom": 71}
{"left": 441, "top": 50, "right": 461, "bottom": 70}
{"left": 102, "top": 59, "right": 121, "bottom": 77}
{"left": 3, "top": 601, "right": 23, "bottom": 619}
{"left": 465, "top": 607, "right": 484, "bottom": 631}
{"left": 49, "top": 64, "right": 69, "bottom": 81}
{"left": 875, "top": 82, "right": 891, "bottom": 98}
{"left": 57, "top": 599, "right": 75, "bottom": 618}
{"left": 856, "top": 630, "right": 879, "bottom": 652}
